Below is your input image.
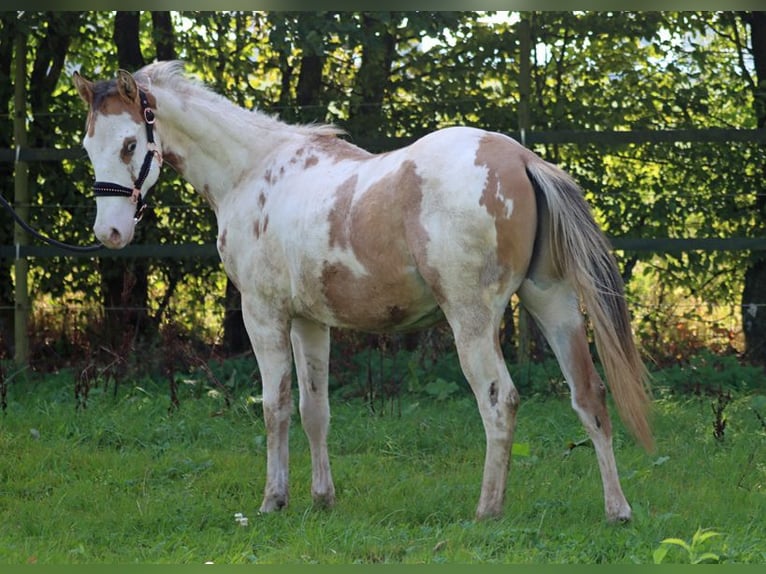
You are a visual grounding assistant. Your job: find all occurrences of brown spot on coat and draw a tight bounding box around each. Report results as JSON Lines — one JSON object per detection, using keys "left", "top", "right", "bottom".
{"left": 489, "top": 381, "right": 498, "bottom": 406}
{"left": 304, "top": 155, "right": 319, "bottom": 168}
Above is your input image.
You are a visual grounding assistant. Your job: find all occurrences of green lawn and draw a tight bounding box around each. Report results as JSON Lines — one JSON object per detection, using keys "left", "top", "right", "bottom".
{"left": 0, "top": 369, "right": 764, "bottom": 564}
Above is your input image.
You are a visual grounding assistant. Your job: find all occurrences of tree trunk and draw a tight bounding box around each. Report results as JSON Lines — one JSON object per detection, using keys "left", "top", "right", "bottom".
{"left": 345, "top": 13, "right": 396, "bottom": 139}
{"left": 114, "top": 12, "right": 144, "bottom": 70}
{"left": 0, "top": 14, "right": 17, "bottom": 358}
{"left": 296, "top": 52, "right": 324, "bottom": 124}
{"left": 741, "top": 12, "right": 766, "bottom": 363}
{"left": 151, "top": 12, "right": 175, "bottom": 61}
{"left": 223, "top": 279, "right": 248, "bottom": 354}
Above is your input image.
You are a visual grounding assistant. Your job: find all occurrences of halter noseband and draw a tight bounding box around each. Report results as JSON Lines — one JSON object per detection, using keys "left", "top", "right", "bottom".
{"left": 92, "top": 89, "right": 162, "bottom": 222}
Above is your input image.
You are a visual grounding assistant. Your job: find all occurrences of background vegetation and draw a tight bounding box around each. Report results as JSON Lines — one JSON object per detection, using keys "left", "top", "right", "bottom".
{"left": 1, "top": 10, "right": 765, "bottom": 383}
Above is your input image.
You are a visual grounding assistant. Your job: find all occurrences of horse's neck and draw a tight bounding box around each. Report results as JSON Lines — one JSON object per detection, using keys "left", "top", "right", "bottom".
{"left": 154, "top": 86, "right": 291, "bottom": 208}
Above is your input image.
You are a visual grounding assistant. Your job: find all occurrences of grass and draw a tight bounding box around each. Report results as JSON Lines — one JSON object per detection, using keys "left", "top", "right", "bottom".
{"left": 0, "top": 368, "right": 764, "bottom": 564}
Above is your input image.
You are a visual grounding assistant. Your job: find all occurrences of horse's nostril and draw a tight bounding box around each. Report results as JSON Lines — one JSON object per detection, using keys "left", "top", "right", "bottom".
{"left": 109, "top": 228, "right": 121, "bottom": 242}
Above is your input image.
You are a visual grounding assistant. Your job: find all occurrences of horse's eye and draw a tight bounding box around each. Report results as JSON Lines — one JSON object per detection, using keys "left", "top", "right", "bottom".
{"left": 127, "top": 141, "right": 137, "bottom": 153}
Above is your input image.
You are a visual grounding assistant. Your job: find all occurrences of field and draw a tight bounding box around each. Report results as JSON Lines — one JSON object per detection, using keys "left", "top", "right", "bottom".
{"left": 0, "top": 356, "right": 764, "bottom": 564}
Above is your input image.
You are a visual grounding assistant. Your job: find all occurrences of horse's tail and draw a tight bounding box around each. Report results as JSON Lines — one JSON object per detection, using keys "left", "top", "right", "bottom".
{"left": 525, "top": 160, "right": 653, "bottom": 451}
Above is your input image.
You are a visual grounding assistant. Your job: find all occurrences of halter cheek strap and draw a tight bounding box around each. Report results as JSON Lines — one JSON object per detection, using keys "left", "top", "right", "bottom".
{"left": 92, "top": 89, "right": 163, "bottom": 222}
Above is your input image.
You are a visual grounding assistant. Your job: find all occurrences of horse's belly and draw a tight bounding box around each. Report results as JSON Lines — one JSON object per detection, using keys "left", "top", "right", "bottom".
{"left": 293, "top": 261, "right": 443, "bottom": 333}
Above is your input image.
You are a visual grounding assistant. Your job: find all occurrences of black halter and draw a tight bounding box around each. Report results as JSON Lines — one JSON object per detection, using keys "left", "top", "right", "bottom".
{"left": 92, "top": 89, "right": 162, "bottom": 222}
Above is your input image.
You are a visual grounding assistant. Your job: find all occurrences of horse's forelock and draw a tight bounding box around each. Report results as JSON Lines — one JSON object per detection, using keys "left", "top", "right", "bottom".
{"left": 89, "top": 79, "right": 118, "bottom": 110}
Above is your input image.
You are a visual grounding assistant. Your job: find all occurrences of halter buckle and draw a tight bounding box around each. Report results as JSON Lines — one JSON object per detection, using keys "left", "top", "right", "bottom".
{"left": 147, "top": 143, "right": 163, "bottom": 167}
{"left": 134, "top": 202, "right": 148, "bottom": 223}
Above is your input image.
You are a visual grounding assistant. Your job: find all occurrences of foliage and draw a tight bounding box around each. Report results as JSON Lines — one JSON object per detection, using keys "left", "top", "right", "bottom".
{"left": 653, "top": 528, "right": 724, "bottom": 564}
{"left": 1, "top": 11, "right": 764, "bottom": 366}
{"left": 652, "top": 348, "right": 766, "bottom": 395}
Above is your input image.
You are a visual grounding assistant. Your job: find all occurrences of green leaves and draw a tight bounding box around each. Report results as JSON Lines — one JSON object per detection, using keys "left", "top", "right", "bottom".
{"left": 653, "top": 528, "right": 724, "bottom": 564}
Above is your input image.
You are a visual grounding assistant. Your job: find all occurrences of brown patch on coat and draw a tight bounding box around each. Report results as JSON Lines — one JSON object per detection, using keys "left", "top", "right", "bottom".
{"left": 327, "top": 175, "right": 356, "bottom": 250}
{"left": 568, "top": 327, "right": 613, "bottom": 435}
{"left": 263, "top": 370, "right": 293, "bottom": 432}
{"left": 85, "top": 80, "right": 146, "bottom": 137}
{"left": 312, "top": 135, "right": 374, "bottom": 163}
{"left": 321, "top": 160, "right": 442, "bottom": 331}
{"left": 304, "top": 155, "right": 319, "bottom": 169}
{"left": 163, "top": 149, "right": 185, "bottom": 175}
{"left": 288, "top": 147, "right": 305, "bottom": 166}
{"left": 218, "top": 228, "right": 227, "bottom": 253}
{"left": 474, "top": 134, "right": 538, "bottom": 284}
{"left": 252, "top": 214, "right": 270, "bottom": 240}
{"left": 199, "top": 184, "right": 218, "bottom": 212}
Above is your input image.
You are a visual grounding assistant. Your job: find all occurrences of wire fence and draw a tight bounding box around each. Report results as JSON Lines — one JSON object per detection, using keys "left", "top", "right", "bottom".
{"left": 3, "top": 126, "right": 766, "bottom": 368}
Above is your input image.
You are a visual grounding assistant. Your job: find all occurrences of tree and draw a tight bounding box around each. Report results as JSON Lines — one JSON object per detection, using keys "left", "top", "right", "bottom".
{"left": 741, "top": 11, "right": 766, "bottom": 362}
{"left": 0, "top": 13, "right": 18, "bottom": 358}
{"left": 2, "top": 11, "right": 762, "bottom": 369}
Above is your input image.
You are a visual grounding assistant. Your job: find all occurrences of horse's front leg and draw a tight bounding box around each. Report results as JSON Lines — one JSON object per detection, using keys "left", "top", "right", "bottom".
{"left": 291, "top": 317, "right": 335, "bottom": 508}
{"left": 242, "top": 304, "right": 294, "bottom": 513}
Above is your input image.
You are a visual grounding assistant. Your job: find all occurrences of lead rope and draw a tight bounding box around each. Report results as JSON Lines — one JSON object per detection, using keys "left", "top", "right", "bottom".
{"left": 0, "top": 192, "right": 104, "bottom": 253}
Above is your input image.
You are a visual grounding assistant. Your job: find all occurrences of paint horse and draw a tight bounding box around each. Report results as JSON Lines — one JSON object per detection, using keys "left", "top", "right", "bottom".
{"left": 73, "top": 61, "right": 652, "bottom": 522}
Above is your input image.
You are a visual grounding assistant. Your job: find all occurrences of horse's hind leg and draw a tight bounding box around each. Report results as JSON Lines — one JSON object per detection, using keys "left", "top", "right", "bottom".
{"left": 519, "top": 277, "right": 632, "bottom": 522}
{"left": 291, "top": 317, "right": 335, "bottom": 508}
{"left": 447, "top": 310, "right": 520, "bottom": 520}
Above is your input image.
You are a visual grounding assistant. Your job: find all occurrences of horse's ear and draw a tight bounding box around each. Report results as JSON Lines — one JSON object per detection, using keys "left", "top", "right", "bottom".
{"left": 72, "top": 71, "right": 94, "bottom": 106}
{"left": 116, "top": 69, "right": 140, "bottom": 104}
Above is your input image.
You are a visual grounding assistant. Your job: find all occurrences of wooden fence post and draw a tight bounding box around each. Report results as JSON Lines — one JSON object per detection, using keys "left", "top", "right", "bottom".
{"left": 13, "top": 31, "right": 29, "bottom": 365}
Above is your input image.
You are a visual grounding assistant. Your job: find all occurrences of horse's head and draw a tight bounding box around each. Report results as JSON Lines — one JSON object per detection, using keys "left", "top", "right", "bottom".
{"left": 73, "top": 69, "right": 163, "bottom": 249}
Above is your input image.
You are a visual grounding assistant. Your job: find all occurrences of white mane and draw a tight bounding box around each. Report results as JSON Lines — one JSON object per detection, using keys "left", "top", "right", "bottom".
{"left": 134, "top": 60, "right": 344, "bottom": 139}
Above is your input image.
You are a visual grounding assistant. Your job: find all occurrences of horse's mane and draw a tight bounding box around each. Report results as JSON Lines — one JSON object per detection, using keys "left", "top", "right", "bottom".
{"left": 134, "top": 60, "right": 345, "bottom": 139}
